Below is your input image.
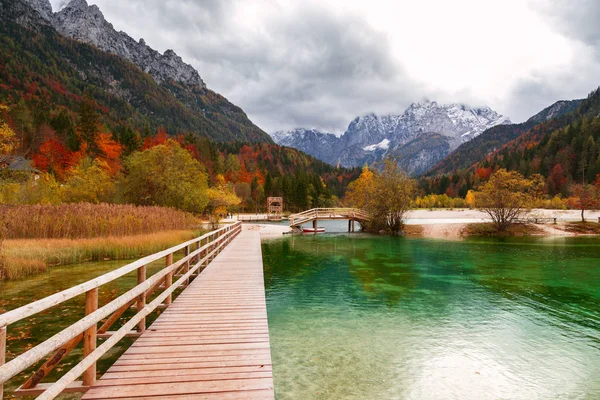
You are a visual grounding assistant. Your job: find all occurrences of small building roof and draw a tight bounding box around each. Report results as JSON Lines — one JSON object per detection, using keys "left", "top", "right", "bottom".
{"left": 0, "top": 155, "right": 40, "bottom": 173}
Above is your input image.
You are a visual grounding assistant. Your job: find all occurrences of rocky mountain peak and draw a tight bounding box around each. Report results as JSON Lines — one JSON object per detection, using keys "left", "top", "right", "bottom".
{"left": 21, "top": 0, "right": 206, "bottom": 88}
{"left": 272, "top": 100, "right": 511, "bottom": 175}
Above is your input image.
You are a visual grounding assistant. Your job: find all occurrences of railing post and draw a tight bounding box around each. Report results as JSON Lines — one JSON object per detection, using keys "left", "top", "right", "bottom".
{"left": 83, "top": 288, "right": 98, "bottom": 386}
{"left": 183, "top": 246, "right": 190, "bottom": 285}
{"left": 1, "top": 325, "right": 6, "bottom": 398}
{"left": 165, "top": 253, "right": 173, "bottom": 306}
{"left": 137, "top": 265, "right": 147, "bottom": 333}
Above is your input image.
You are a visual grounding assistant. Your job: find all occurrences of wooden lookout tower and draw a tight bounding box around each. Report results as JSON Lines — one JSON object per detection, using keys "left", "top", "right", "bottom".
{"left": 267, "top": 197, "right": 283, "bottom": 221}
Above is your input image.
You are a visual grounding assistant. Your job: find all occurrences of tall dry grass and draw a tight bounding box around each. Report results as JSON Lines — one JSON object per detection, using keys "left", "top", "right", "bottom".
{"left": 1, "top": 230, "right": 199, "bottom": 280}
{"left": 0, "top": 203, "right": 200, "bottom": 239}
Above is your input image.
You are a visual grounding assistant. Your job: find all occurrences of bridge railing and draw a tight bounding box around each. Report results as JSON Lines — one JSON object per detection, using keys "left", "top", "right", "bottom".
{"left": 0, "top": 222, "right": 242, "bottom": 399}
{"left": 289, "top": 208, "right": 370, "bottom": 226}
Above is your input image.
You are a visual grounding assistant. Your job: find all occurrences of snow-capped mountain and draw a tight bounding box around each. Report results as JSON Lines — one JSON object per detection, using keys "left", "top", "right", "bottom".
{"left": 271, "top": 129, "right": 341, "bottom": 163}
{"left": 272, "top": 101, "right": 511, "bottom": 175}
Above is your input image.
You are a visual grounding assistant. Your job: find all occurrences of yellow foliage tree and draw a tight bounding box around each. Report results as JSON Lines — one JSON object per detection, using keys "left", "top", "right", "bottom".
{"left": 465, "top": 190, "right": 476, "bottom": 208}
{"left": 345, "top": 165, "right": 375, "bottom": 209}
{"left": 346, "top": 161, "right": 416, "bottom": 234}
{"left": 0, "top": 105, "right": 17, "bottom": 154}
{"left": 0, "top": 173, "right": 61, "bottom": 205}
{"left": 120, "top": 140, "right": 209, "bottom": 213}
{"left": 474, "top": 169, "right": 536, "bottom": 231}
{"left": 61, "top": 158, "right": 115, "bottom": 203}
{"left": 207, "top": 174, "right": 241, "bottom": 228}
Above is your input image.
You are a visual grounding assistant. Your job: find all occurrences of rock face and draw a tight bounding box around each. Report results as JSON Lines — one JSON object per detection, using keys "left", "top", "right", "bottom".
{"left": 272, "top": 101, "right": 510, "bottom": 175}
{"left": 526, "top": 99, "right": 582, "bottom": 125}
{"left": 3, "top": 0, "right": 53, "bottom": 28}
{"left": 24, "top": 0, "right": 205, "bottom": 88}
{"left": 23, "top": 0, "right": 52, "bottom": 21}
{"left": 271, "top": 129, "right": 342, "bottom": 164}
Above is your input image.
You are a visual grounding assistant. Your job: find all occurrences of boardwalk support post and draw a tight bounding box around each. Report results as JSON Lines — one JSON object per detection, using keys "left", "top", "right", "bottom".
{"left": 183, "top": 246, "right": 190, "bottom": 285}
{"left": 83, "top": 288, "right": 98, "bottom": 386}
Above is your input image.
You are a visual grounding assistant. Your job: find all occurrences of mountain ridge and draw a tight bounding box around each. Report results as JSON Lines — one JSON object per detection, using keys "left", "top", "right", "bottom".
{"left": 25, "top": 0, "right": 206, "bottom": 88}
{"left": 272, "top": 100, "right": 510, "bottom": 175}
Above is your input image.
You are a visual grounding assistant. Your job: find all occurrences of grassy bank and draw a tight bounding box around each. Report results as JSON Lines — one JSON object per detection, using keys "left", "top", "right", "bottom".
{"left": 557, "top": 221, "right": 600, "bottom": 234}
{"left": 0, "top": 230, "right": 200, "bottom": 280}
{"left": 0, "top": 203, "right": 200, "bottom": 239}
{"left": 464, "top": 223, "right": 546, "bottom": 237}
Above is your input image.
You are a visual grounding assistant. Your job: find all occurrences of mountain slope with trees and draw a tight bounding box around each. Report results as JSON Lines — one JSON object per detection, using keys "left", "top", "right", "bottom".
{"left": 420, "top": 88, "right": 600, "bottom": 198}
{"left": 427, "top": 99, "right": 583, "bottom": 175}
{"left": 0, "top": 0, "right": 270, "bottom": 143}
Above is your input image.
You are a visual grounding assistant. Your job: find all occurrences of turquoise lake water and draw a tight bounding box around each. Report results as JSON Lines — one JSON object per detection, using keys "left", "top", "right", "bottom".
{"left": 262, "top": 234, "right": 600, "bottom": 399}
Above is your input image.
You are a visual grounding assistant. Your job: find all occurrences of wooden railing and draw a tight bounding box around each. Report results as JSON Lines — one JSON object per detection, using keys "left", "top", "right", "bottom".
{"left": 0, "top": 222, "right": 242, "bottom": 399}
{"left": 289, "top": 208, "right": 370, "bottom": 227}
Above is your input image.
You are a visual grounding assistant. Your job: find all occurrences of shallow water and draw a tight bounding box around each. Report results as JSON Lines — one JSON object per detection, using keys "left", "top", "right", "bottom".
{"left": 262, "top": 234, "right": 600, "bottom": 399}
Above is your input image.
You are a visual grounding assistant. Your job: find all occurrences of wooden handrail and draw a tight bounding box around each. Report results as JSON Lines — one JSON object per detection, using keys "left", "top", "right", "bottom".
{"left": 0, "top": 222, "right": 242, "bottom": 399}
{"left": 289, "top": 208, "right": 370, "bottom": 226}
{"left": 0, "top": 224, "right": 235, "bottom": 327}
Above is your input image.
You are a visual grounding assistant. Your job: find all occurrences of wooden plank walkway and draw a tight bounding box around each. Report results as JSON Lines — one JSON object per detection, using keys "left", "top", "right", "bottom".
{"left": 82, "top": 230, "right": 274, "bottom": 400}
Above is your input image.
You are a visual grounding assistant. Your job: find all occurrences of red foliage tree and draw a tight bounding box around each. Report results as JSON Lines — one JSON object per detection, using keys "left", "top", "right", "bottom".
{"left": 550, "top": 163, "right": 568, "bottom": 195}
{"left": 143, "top": 127, "right": 168, "bottom": 149}
{"left": 475, "top": 167, "right": 492, "bottom": 180}
{"left": 96, "top": 133, "right": 123, "bottom": 175}
{"left": 33, "top": 138, "right": 76, "bottom": 179}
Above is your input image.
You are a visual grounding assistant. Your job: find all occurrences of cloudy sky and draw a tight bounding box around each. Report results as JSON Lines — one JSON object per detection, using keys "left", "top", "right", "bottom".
{"left": 50, "top": 0, "right": 600, "bottom": 134}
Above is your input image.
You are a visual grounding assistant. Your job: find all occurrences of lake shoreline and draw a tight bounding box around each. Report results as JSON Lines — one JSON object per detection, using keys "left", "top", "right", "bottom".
{"left": 246, "top": 208, "right": 600, "bottom": 241}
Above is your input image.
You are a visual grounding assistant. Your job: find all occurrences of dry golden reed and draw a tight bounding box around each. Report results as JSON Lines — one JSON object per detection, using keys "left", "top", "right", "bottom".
{"left": 0, "top": 203, "right": 200, "bottom": 239}
{"left": 1, "top": 230, "right": 199, "bottom": 280}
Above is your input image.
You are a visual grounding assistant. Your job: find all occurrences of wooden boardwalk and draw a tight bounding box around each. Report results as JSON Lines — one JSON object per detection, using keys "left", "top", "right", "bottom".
{"left": 82, "top": 230, "right": 274, "bottom": 400}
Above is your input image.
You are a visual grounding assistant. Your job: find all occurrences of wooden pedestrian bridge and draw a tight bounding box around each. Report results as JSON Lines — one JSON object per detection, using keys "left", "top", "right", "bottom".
{"left": 289, "top": 208, "right": 370, "bottom": 232}
{"left": 0, "top": 222, "right": 275, "bottom": 399}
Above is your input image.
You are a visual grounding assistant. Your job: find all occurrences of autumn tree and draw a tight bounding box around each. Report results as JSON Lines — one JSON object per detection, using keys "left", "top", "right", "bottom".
{"left": 474, "top": 169, "right": 536, "bottom": 231}
{"left": 0, "top": 105, "right": 17, "bottom": 154}
{"left": 95, "top": 133, "right": 123, "bottom": 175}
{"left": 567, "top": 184, "right": 600, "bottom": 222}
{"left": 345, "top": 165, "right": 375, "bottom": 209}
{"left": 207, "top": 175, "right": 241, "bottom": 228}
{"left": 32, "top": 138, "right": 77, "bottom": 179}
{"left": 346, "top": 161, "right": 416, "bottom": 235}
{"left": 0, "top": 173, "right": 61, "bottom": 205}
{"left": 120, "top": 140, "right": 209, "bottom": 213}
{"left": 61, "top": 158, "right": 115, "bottom": 203}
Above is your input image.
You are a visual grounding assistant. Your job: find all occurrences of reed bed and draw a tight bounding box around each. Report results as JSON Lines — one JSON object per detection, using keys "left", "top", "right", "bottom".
{"left": 0, "top": 203, "right": 201, "bottom": 239}
{"left": 0, "top": 230, "right": 199, "bottom": 280}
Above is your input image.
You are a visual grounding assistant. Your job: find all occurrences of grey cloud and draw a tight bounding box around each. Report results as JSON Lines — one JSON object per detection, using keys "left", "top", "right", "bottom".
{"left": 49, "top": 1, "right": 599, "bottom": 132}
{"left": 504, "top": 55, "right": 600, "bottom": 122}
{"left": 537, "top": 0, "right": 600, "bottom": 50}
{"left": 63, "top": 0, "right": 423, "bottom": 133}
